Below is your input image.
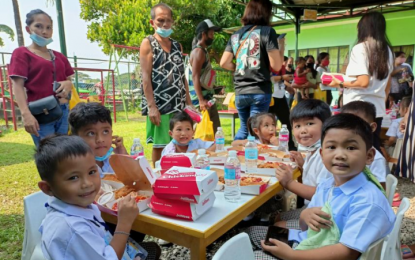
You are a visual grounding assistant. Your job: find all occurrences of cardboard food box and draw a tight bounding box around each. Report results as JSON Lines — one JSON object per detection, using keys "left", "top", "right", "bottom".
{"left": 241, "top": 161, "right": 297, "bottom": 176}
{"left": 149, "top": 191, "right": 216, "bottom": 221}
{"left": 95, "top": 155, "right": 157, "bottom": 215}
{"left": 213, "top": 167, "right": 270, "bottom": 195}
{"left": 160, "top": 153, "right": 196, "bottom": 174}
{"left": 259, "top": 150, "right": 291, "bottom": 162}
{"left": 153, "top": 166, "right": 218, "bottom": 198}
{"left": 320, "top": 72, "right": 355, "bottom": 90}
{"left": 209, "top": 151, "right": 228, "bottom": 164}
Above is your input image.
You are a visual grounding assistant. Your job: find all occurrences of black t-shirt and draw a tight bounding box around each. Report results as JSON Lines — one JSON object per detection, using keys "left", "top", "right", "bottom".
{"left": 225, "top": 25, "right": 279, "bottom": 95}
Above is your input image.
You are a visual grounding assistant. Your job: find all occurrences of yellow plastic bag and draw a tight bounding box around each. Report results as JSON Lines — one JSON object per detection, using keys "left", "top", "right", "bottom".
{"left": 291, "top": 97, "right": 298, "bottom": 110}
{"left": 314, "top": 88, "right": 327, "bottom": 103}
{"left": 69, "top": 84, "right": 81, "bottom": 110}
{"left": 194, "top": 110, "right": 214, "bottom": 141}
{"left": 269, "top": 97, "right": 274, "bottom": 107}
{"left": 229, "top": 93, "right": 236, "bottom": 110}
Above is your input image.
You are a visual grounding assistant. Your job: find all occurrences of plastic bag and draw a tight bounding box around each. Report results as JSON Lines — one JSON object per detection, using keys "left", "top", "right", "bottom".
{"left": 314, "top": 88, "right": 327, "bottom": 103}
{"left": 194, "top": 110, "right": 214, "bottom": 141}
{"left": 69, "top": 84, "right": 81, "bottom": 110}
{"left": 291, "top": 97, "right": 298, "bottom": 110}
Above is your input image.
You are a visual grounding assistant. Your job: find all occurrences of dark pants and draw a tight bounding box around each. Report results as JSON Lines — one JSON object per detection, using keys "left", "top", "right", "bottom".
{"left": 106, "top": 222, "right": 145, "bottom": 242}
{"left": 374, "top": 117, "right": 383, "bottom": 153}
{"left": 326, "top": 90, "right": 333, "bottom": 106}
{"left": 269, "top": 97, "right": 296, "bottom": 150}
{"left": 207, "top": 103, "right": 221, "bottom": 133}
{"left": 296, "top": 92, "right": 314, "bottom": 103}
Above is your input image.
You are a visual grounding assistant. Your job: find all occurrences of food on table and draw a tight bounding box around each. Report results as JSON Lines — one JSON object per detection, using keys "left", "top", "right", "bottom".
{"left": 102, "top": 174, "right": 122, "bottom": 183}
{"left": 114, "top": 186, "right": 136, "bottom": 199}
{"left": 111, "top": 193, "right": 149, "bottom": 211}
{"left": 240, "top": 176, "right": 267, "bottom": 186}
{"left": 190, "top": 149, "right": 214, "bottom": 155}
{"left": 258, "top": 162, "right": 282, "bottom": 169}
{"left": 266, "top": 151, "right": 290, "bottom": 158}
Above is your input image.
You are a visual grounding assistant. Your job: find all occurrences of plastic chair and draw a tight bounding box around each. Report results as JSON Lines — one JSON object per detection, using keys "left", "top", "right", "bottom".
{"left": 361, "top": 197, "right": 410, "bottom": 260}
{"left": 212, "top": 233, "right": 255, "bottom": 260}
{"left": 386, "top": 174, "right": 398, "bottom": 206}
{"left": 380, "top": 197, "right": 410, "bottom": 260}
{"left": 21, "top": 191, "right": 49, "bottom": 260}
{"left": 389, "top": 138, "right": 403, "bottom": 170}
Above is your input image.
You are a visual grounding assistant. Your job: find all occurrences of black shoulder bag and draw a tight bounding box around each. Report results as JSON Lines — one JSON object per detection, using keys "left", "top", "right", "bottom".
{"left": 28, "top": 50, "right": 63, "bottom": 125}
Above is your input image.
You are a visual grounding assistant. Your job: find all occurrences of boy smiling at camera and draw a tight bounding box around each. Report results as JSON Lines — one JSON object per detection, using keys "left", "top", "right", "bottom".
{"left": 68, "top": 102, "right": 128, "bottom": 177}
{"left": 260, "top": 114, "right": 395, "bottom": 260}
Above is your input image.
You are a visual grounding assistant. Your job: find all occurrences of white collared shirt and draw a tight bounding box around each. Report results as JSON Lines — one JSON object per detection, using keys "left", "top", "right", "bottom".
{"left": 39, "top": 197, "right": 118, "bottom": 260}
{"left": 97, "top": 157, "right": 115, "bottom": 178}
{"left": 161, "top": 138, "right": 214, "bottom": 156}
{"left": 368, "top": 149, "right": 389, "bottom": 183}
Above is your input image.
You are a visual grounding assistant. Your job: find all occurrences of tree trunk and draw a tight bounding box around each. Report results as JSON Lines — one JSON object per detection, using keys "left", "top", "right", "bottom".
{"left": 12, "top": 0, "right": 24, "bottom": 46}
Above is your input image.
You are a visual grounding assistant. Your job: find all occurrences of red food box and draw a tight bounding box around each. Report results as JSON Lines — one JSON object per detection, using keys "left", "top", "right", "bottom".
{"left": 160, "top": 153, "right": 196, "bottom": 174}
{"left": 149, "top": 191, "right": 216, "bottom": 221}
{"left": 153, "top": 166, "right": 218, "bottom": 198}
{"left": 321, "top": 73, "right": 345, "bottom": 85}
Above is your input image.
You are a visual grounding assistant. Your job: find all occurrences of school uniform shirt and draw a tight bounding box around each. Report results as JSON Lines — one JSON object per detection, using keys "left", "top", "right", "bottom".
{"left": 289, "top": 172, "right": 395, "bottom": 253}
{"left": 368, "top": 149, "right": 389, "bottom": 183}
{"left": 302, "top": 151, "right": 332, "bottom": 205}
{"left": 344, "top": 43, "right": 394, "bottom": 118}
{"left": 97, "top": 157, "right": 115, "bottom": 178}
{"left": 39, "top": 196, "right": 118, "bottom": 260}
{"left": 161, "top": 138, "right": 214, "bottom": 156}
{"left": 386, "top": 118, "right": 404, "bottom": 139}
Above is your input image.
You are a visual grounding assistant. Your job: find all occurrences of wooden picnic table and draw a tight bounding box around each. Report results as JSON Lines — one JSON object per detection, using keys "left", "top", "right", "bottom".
{"left": 102, "top": 170, "right": 301, "bottom": 260}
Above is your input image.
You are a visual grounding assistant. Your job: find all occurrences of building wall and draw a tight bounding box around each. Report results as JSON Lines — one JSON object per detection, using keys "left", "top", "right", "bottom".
{"left": 275, "top": 9, "right": 415, "bottom": 66}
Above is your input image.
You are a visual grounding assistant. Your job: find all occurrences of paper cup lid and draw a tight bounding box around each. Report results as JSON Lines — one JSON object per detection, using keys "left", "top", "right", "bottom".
{"left": 98, "top": 191, "right": 114, "bottom": 205}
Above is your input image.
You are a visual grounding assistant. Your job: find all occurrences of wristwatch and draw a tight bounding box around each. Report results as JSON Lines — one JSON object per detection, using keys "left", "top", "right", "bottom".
{"left": 339, "top": 81, "right": 344, "bottom": 88}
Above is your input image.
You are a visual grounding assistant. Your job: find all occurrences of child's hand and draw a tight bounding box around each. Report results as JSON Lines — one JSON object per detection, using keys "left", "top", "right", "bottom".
{"left": 112, "top": 135, "right": 128, "bottom": 155}
{"left": 290, "top": 151, "right": 305, "bottom": 168}
{"left": 275, "top": 164, "right": 294, "bottom": 187}
{"left": 270, "top": 136, "right": 279, "bottom": 146}
{"left": 117, "top": 195, "right": 139, "bottom": 228}
{"left": 261, "top": 239, "right": 293, "bottom": 259}
{"left": 300, "top": 207, "right": 332, "bottom": 232}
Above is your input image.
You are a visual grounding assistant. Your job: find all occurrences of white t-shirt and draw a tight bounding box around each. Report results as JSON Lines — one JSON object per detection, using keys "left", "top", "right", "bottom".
{"left": 302, "top": 151, "right": 332, "bottom": 205}
{"left": 344, "top": 42, "right": 393, "bottom": 118}
{"left": 368, "top": 149, "right": 389, "bottom": 183}
{"left": 316, "top": 66, "right": 336, "bottom": 91}
{"left": 272, "top": 80, "right": 286, "bottom": 98}
{"left": 386, "top": 118, "right": 404, "bottom": 139}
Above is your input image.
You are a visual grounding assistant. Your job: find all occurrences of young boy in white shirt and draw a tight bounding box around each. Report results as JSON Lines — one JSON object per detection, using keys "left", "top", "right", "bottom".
{"left": 161, "top": 111, "right": 216, "bottom": 156}
{"left": 36, "top": 135, "right": 160, "bottom": 260}
{"left": 340, "top": 101, "right": 390, "bottom": 187}
{"left": 68, "top": 102, "right": 128, "bottom": 178}
{"left": 256, "top": 114, "right": 395, "bottom": 259}
{"left": 385, "top": 96, "right": 411, "bottom": 155}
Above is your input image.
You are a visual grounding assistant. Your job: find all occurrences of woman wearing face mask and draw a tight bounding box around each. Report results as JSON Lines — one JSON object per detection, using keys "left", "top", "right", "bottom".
{"left": 316, "top": 52, "right": 333, "bottom": 105}
{"left": 188, "top": 19, "right": 222, "bottom": 132}
{"left": 9, "top": 9, "right": 74, "bottom": 147}
{"left": 390, "top": 51, "right": 414, "bottom": 102}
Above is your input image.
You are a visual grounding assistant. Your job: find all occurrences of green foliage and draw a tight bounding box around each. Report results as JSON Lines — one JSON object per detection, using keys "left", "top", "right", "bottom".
{"left": 0, "top": 24, "right": 15, "bottom": 47}
{"left": 78, "top": 0, "right": 245, "bottom": 57}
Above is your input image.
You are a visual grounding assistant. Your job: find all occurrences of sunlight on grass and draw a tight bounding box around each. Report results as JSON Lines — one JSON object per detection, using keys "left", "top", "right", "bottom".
{"left": 0, "top": 115, "right": 240, "bottom": 259}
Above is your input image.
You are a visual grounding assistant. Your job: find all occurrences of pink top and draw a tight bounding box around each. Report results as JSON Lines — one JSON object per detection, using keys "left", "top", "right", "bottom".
{"left": 294, "top": 70, "right": 308, "bottom": 85}
{"left": 8, "top": 47, "right": 74, "bottom": 102}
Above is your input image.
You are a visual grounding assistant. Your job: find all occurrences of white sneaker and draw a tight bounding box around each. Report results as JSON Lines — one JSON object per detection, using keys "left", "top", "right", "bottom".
{"left": 158, "top": 239, "right": 171, "bottom": 246}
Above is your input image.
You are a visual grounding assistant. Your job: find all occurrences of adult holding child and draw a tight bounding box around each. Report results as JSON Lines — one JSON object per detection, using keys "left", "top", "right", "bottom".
{"left": 188, "top": 19, "right": 222, "bottom": 132}
{"left": 315, "top": 52, "right": 334, "bottom": 105}
{"left": 220, "top": 0, "right": 284, "bottom": 140}
{"left": 329, "top": 12, "right": 394, "bottom": 152}
{"left": 140, "top": 3, "right": 192, "bottom": 164}
{"left": 9, "top": 9, "right": 74, "bottom": 147}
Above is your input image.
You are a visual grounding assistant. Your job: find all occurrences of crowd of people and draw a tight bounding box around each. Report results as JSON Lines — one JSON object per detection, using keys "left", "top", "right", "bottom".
{"left": 7, "top": 0, "right": 415, "bottom": 259}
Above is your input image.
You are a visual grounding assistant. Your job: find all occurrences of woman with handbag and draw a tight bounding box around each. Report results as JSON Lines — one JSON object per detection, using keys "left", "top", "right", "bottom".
{"left": 9, "top": 9, "right": 74, "bottom": 147}
{"left": 220, "top": 0, "right": 284, "bottom": 140}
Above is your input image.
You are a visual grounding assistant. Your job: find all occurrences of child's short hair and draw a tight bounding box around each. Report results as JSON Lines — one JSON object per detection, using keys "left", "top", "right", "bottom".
{"left": 169, "top": 111, "right": 194, "bottom": 131}
{"left": 247, "top": 112, "right": 275, "bottom": 138}
{"left": 322, "top": 113, "right": 373, "bottom": 151}
{"left": 35, "top": 135, "right": 93, "bottom": 182}
{"left": 68, "top": 102, "right": 112, "bottom": 134}
{"left": 401, "top": 96, "right": 412, "bottom": 109}
{"left": 290, "top": 99, "right": 331, "bottom": 125}
{"left": 340, "top": 101, "right": 376, "bottom": 122}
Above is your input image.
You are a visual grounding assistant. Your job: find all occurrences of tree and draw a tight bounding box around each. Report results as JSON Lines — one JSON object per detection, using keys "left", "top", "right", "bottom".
{"left": 11, "top": 0, "right": 24, "bottom": 46}
{"left": 0, "top": 24, "right": 15, "bottom": 47}
{"left": 79, "top": 0, "right": 244, "bottom": 60}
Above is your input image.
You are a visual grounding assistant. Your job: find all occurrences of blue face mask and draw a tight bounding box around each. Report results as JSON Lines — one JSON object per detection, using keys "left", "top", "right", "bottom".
{"left": 156, "top": 27, "right": 173, "bottom": 38}
{"left": 30, "top": 33, "right": 53, "bottom": 47}
{"left": 172, "top": 139, "right": 194, "bottom": 147}
{"left": 95, "top": 147, "right": 114, "bottom": 162}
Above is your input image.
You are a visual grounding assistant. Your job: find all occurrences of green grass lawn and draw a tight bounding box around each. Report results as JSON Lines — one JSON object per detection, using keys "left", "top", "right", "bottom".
{"left": 0, "top": 113, "right": 240, "bottom": 259}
